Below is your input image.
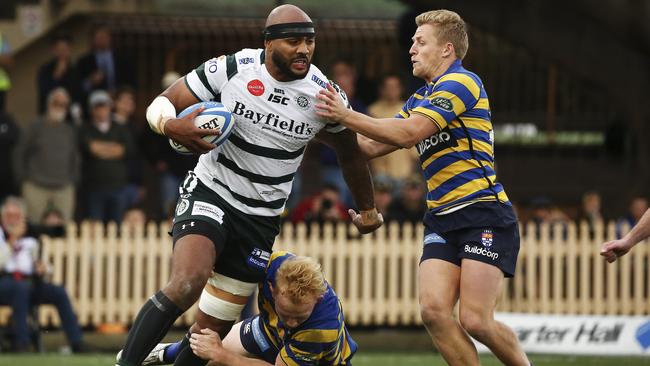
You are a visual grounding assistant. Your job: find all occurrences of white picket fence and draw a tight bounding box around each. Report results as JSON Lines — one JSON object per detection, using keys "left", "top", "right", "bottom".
{"left": 1, "top": 220, "right": 647, "bottom": 327}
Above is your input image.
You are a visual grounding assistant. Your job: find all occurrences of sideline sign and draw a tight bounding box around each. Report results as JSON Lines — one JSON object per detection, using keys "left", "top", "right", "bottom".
{"left": 474, "top": 313, "right": 650, "bottom": 355}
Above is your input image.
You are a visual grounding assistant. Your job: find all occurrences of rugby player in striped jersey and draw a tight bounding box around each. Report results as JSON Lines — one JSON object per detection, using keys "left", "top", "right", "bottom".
{"left": 117, "top": 4, "right": 382, "bottom": 366}
{"left": 316, "top": 9, "right": 531, "bottom": 366}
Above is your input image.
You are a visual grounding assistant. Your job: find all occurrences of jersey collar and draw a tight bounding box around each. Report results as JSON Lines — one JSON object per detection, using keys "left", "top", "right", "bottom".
{"left": 427, "top": 59, "right": 463, "bottom": 89}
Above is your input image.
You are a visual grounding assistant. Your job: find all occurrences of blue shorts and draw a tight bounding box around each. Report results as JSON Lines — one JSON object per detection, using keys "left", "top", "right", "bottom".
{"left": 240, "top": 315, "right": 278, "bottom": 363}
{"left": 421, "top": 202, "right": 520, "bottom": 277}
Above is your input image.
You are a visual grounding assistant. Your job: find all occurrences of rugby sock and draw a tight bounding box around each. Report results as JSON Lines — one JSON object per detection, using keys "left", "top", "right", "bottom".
{"left": 118, "top": 291, "right": 183, "bottom": 366}
{"left": 163, "top": 339, "right": 185, "bottom": 363}
{"left": 173, "top": 333, "right": 208, "bottom": 366}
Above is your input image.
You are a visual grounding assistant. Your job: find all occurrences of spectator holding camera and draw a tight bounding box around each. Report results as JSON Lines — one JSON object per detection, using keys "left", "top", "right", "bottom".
{"left": 290, "top": 184, "right": 348, "bottom": 223}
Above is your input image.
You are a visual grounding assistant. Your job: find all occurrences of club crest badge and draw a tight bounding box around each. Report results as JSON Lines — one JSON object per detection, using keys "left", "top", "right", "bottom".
{"left": 176, "top": 199, "right": 190, "bottom": 216}
{"left": 481, "top": 229, "right": 493, "bottom": 248}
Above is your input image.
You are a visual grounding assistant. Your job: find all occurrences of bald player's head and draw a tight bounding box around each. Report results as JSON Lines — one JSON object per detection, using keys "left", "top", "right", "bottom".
{"left": 265, "top": 4, "right": 312, "bottom": 27}
{"left": 263, "top": 4, "right": 316, "bottom": 81}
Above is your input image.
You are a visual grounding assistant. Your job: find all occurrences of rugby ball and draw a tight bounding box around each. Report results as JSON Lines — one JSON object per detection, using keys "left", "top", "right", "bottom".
{"left": 169, "top": 101, "right": 235, "bottom": 154}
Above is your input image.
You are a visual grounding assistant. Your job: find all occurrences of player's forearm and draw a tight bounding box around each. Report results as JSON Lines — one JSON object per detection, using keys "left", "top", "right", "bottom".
{"left": 623, "top": 209, "right": 650, "bottom": 246}
{"left": 341, "top": 110, "right": 416, "bottom": 148}
{"left": 339, "top": 153, "right": 375, "bottom": 211}
{"left": 358, "top": 134, "right": 400, "bottom": 160}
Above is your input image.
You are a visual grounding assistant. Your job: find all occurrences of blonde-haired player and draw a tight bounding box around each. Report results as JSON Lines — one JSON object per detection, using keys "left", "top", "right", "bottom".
{"left": 316, "top": 9, "right": 531, "bottom": 366}
{"left": 138, "top": 252, "right": 356, "bottom": 365}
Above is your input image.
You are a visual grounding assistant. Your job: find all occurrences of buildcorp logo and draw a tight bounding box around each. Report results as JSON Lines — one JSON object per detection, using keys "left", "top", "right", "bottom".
{"left": 464, "top": 244, "right": 499, "bottom": 260}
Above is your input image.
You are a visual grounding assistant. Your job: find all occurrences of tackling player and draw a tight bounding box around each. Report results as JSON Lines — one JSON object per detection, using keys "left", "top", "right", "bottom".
{"left": 130, "top": 252, "right": 355, "bottom": 366}
{"left": 315, "top": 9, "right": 531, "bottom": 366}
{"left": 116, "top": 5, "right": 382, "bottom": 366}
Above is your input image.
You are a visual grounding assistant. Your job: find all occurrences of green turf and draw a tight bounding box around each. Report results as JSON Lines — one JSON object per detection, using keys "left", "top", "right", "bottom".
{"left": 0, "top": 353, "right": 648, "bottom": 366}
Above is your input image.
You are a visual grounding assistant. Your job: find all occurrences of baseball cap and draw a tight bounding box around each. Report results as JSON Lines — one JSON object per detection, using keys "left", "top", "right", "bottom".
{"left": 88, "top": 90, "right": 112, "bottom": 108}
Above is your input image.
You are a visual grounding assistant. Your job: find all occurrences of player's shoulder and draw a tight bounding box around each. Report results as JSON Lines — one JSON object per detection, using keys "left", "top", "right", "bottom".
{"left": 437, "top": 67, "right": 483, "bottom": 92}
{"left": 224, "top": 48, "right": 265, "bottom": 77}
{"left": 308, "top": 66, "right": 350, "bottom": 107}
{"left": 407, "top": 85, "right": 430, "bottom": 101}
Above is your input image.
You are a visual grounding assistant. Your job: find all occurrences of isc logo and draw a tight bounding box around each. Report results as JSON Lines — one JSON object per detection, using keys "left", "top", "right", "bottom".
{"left": 267, "top": 93, "right": 289, "bottom": 105}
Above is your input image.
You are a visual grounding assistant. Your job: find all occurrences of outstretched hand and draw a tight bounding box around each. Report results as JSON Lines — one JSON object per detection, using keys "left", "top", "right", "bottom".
{"left": 165, "top": 106, "right": 221, "bottom": 155}
{"left": 315, "top": 83, "right": 350, "bottom": 123}
{"left": 600, "top": 239, "right": 634, "bottom": 263}
{"left": 349, "top": 208, "right": 384, "bottom": 234}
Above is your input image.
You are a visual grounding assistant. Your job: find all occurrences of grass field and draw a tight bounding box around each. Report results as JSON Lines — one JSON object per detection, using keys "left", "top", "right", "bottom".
{"left": 0, "top": 353, "right": 648, "bottom": 366}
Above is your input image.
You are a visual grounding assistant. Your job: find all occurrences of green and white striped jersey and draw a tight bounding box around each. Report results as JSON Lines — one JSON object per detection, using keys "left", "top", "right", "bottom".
{"left": 184, "top": 48, "right": 348, "bottom": 216}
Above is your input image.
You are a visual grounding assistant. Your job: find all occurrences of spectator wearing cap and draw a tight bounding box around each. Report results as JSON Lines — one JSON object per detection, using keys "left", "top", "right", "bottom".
{"left": 79, "top": 90, "right": 134, "bottom": 223}
{"left": 386, "top": 175, "right": 426, "bottom": 223}
{"left": 13, "top": 88, "right": 80, "bottom": 224}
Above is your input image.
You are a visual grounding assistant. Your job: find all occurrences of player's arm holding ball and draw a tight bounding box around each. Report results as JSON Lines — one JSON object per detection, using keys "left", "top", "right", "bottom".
{"left": 146, "top": 71, "right": 221, "bottom": 155}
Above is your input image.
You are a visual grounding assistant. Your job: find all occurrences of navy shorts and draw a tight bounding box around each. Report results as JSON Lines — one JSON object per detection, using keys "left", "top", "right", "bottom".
{"left": 421, "top": 202, "right": 520, "bottom": 277}
{"left": 240, "top": 315, "right": 278, "bottom": 363}
{"left": 171, "top": 172, "right": 280, "bottom": 283}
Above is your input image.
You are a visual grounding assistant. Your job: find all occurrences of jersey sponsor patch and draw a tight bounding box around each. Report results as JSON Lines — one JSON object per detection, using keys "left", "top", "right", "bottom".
{"left": 424, "top": 232, "right": 446, "bottom": 245}
{"left": 191, "top": 201, "right": 225, "bottom": 224}
{"left": 251, "top": 316, "right": 270, "bottom": 352}
{"left": 247, "top": 248, "right": 271, "bottom": 271}
{"left": 430, "top": 96, "right": 453, "bottom": 111}
{"left": 207, "top": 59, "right": 219, "bottom": 73}
{"left": 294, "top": 94, "right": 311, "bottom": 110}
{"left": 176, "top": 199, "right": 190, "bottom": 216}
{"left": 311, "top": 74, "right": 327, "bottom": 88}
{"left": 239, "top": 57, "right": 254, "bottom": 65}
{"left": 464, "top": 244, "right": 499, "bottom": 260}
{"left": 247, "top": 79, "right": 265, "bottom": 96}
{"left": 415, "top": 128, "right": 458, "bottom": 156}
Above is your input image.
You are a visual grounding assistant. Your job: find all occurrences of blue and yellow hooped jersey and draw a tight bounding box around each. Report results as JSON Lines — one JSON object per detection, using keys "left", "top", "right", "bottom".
{"left": 397, "top": 59, "right": 509, "bottom": 214}
{"left": 258, "top": 251, "right": 357, "bottom": 365}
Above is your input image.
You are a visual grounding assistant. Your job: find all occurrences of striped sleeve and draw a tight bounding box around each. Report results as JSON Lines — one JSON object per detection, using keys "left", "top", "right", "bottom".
{"left": 395, "top": 97, "right": 412, "bottom": 119}
{"left": 411, "top": 73, "right": 480, "bottom": 130}
{"left": 184, "top": 54, "right": 231, "bottom": 101}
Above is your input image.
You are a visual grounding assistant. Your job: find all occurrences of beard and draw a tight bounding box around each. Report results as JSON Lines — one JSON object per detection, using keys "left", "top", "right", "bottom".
{"left": 47, "top": 108, "right": 67, "bottom": 123}
{"left": 271, "top": 51, "right": 311, "bottom": 81}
